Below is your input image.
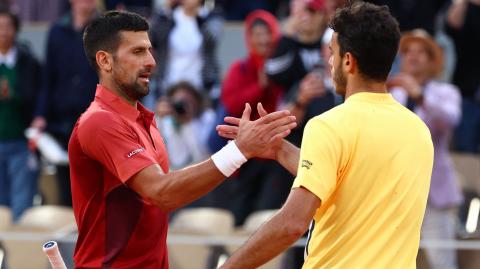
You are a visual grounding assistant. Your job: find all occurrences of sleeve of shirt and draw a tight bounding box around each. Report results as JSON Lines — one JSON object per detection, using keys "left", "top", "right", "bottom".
{"left": 423, "top": 83, "right": 462, "bottom": 127}
{"left": 292, "top": 117, "right": 343, "bottom": 202}
{"left": 265, "top": 37, "right": 297, "bottom": 87}
{"left": 78, "top": 111, "right": 157, "bottom": 183}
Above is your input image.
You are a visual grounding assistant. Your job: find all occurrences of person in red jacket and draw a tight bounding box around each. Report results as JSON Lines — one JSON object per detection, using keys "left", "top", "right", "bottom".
{"left": 221, "top": 9, "right": 283, "bottom": 120}
{"left": 220, "top": 10, "right": 286, "bottom": 226}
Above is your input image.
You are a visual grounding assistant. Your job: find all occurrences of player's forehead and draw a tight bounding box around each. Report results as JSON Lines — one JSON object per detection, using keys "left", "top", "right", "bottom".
{"left": 117, "top": 30, "right": 152, "bottom": 50}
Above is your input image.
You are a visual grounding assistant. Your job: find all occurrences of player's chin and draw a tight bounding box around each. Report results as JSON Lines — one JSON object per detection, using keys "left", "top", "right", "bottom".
{"left": 134, "top": 82, "right": 150, "bottom": 98}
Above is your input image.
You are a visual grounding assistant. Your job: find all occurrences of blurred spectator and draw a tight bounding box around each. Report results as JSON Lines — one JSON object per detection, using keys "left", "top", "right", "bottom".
{"left": 156, "top": 81, "right": 215, "bottom": 170}
{"left": 283, "top": 0, "right": 346, "bottom": 36}
{"left": 149, "top": 0, "right": 223, "bottom": 102}
{"left": 105, "top": 0, "right": 152, "bottom": 17}
{"left": 264, "top": 0, "right": 336, "bottom": 158}
{"left": 221, "top": 10, "right": 282, "bottom": 121}
{"left": 446, "top": 0, "right": 480, "bottom": 153}
{"left": 366, "top": 0, "right": 449, "bottom": 34}
{"left": 215, "top": 0, "right": 272, "bottom": 20}
{"left": 389, "top": 30, "right": 463, "bottom": 269}
{"left": 220, "top": 10, "right": 283, "bottom": 225}
{"left": 10, "top": 0, "right": 69, "bottom": 23}
{"left": 30, "top": 0, "right": 98, "bottom": 206}
{"left": 0, "top": 8, "right": 41, "bottom": 221}
{"left": 265, "top": 0, "right": 333, "bottom": 129}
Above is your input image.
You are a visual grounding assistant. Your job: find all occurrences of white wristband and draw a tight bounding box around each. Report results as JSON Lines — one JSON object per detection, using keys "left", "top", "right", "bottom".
{"left": 211, "top": 141, "right": 248, "bottom": 177}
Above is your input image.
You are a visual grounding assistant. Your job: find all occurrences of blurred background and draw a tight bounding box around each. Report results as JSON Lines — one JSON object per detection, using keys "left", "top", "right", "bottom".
{"left": 0, "top": 0, "right": 479, "bottom": 268}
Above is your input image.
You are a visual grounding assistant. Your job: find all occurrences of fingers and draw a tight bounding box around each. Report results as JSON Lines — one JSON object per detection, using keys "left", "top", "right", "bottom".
{"left": 217, "top": 131, "right": 237, "bottom": 140}
{"left": 270, "top": 129, "right": 292, "bottom": 141}
{"left": 260, "top": 115, "right": 297, "bottom": 131}
{"left": 257, "top": 110, "right": 292, "bottom": 124}
{"left": 241, "top": 103, "right": 252, "bottom": 121}
{"left": 216, "top": 124, "right": 238, "bottom": 135}
{"left": 224, "top": 116, "right": 240, "bottom": 126}
{"left": 267, "top": 121, "right": 297, "bottom": 140}
{"left": 257, "top": 103, "right": 268, "bottom": 117}
{"left": 216, "top": 124, "right": 239, "bottom": 140}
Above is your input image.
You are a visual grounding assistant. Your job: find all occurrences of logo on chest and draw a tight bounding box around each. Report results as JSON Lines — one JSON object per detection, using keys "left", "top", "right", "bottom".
{"left": 127, "top": 148, "right": 145, "bottom": 158}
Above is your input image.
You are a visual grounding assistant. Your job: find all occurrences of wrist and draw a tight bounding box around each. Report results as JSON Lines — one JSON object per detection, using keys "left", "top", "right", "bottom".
{"left": 275, "top": 140, "right": 288, "bottom": 162}
{"left": 211, "top": 141, "right": 248, "bottom": 177}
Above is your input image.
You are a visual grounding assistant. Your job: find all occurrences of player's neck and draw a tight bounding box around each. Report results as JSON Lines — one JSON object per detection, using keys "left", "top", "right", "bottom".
{"left": 345, "top": 76, "right": 387, "bottom": 99}
{"left": 99, "top": 78, "right": 137, "bottom": 108}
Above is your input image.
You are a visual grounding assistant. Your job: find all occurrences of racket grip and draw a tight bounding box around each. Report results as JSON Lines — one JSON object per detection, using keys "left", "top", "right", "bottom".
{"left": 43, "top": 241, "right": 67, "bottom": 269}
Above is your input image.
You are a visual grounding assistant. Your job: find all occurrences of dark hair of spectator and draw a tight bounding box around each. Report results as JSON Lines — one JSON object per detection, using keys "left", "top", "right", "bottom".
{"left": 0, "top": 7, "right": 20, "bottom": 33}
{"left": 83, "top": 10, "right": 149, "bottom": 71}
{"left": 329, "top": 2, "right": 401, "bottom": 81}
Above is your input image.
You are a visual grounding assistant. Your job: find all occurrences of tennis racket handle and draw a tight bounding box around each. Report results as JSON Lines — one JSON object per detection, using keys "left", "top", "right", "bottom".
{"left": 43, "top": 241, "right": 67, "bottom": 269}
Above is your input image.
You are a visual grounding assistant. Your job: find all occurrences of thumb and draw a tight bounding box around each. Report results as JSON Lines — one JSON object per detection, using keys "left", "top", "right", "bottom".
{"left": 241, "top": 103, "right": 252, "bottom": 121}
{"left": 257, "top": 103, "right": 268, "bottom": 117}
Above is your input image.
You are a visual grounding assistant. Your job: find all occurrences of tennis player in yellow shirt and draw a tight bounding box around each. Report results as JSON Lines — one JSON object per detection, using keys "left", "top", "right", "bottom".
{"left": 217, "top": 2, "right": 434, "bottom": 268}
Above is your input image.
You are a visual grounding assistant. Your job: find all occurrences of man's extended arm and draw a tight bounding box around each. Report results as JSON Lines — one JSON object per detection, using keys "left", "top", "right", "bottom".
{"left": 128, "top": 104, "right": 296, "bottom": 212}
{"left": 220, "top": 187, "right": 320, "bottom": 269}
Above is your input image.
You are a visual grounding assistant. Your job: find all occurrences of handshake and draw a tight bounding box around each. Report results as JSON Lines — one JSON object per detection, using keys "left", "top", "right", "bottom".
{"left": 216, "top": 102, "right": 297, "bottom": 162}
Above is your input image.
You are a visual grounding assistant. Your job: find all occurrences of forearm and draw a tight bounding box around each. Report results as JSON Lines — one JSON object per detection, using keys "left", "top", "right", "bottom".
{"left": 157, "top": 159, "right": 226, "bottom": 210}
{"left": 130, "top": 159, "right": 226, "bottom": 212}
{"left": 447, "top": 0, "right": 469, "bottom": 29}
{"left": 220, "top": 188, "right": 320, "bottom": 269}
{"left": 221, "top": 211, "right": 305, "bottom": 269}
{"left": 276, "top": 140, "right": 300, "bottom": 176}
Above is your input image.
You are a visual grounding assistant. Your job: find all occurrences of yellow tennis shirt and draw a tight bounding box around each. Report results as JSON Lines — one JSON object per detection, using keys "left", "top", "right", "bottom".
{"left": 293, "top": 92, "right": 434, "bottom": 269}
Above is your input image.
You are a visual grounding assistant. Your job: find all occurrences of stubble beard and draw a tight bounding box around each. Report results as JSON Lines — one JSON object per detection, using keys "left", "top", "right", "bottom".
{"left": 333, "top": 61, "right": 347, "bottom": 97}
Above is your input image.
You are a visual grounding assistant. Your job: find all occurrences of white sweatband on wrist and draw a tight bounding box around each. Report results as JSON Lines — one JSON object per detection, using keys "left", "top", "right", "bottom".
{"left": 211, "top": 141, "right": 247, "bottom": 177}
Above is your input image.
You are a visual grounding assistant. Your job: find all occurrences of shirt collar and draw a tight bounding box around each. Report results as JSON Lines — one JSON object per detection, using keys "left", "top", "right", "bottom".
{"left": 94, "top": 84, "right": 155, "bottom": 123}
{"left": 345, "top": 92, "right": 395, "bottom": 104}
{"left": 0, "top": 47, "right": 17, "bottom": 68}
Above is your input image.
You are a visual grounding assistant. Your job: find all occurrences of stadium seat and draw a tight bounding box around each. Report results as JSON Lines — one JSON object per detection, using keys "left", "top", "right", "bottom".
{"left": 170, "top": 207, "right": 234, "bottom": 235}
{"left": 242, "top": 209, "right": 277, "bottom": 234}
{"left": 450, "top": 152, "right": 480, "bottom": 269}
{"left": 2, "top": 206, "right": 76, "bottom": 269}
{"left": 451, "top": 152, "right": 480, "bottom": 194}
{"left": 17, "top": 205, "right": 76, "bottom": 231}
{"left": 0, "top": 206, "right": 12, "bottom": 231}
{"left": 226, "top": 209, "right": 287, "bottom": 269}
{"left": 169, "top": 207, "right": 235, "bottom": 269}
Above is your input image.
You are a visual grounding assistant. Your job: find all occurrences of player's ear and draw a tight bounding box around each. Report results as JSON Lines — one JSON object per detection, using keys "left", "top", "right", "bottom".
{"left": 343, "top": 52, "right": 355, "bottom": 74}
{"left": 96, "top": 50, "right": 113, "bottom": 73}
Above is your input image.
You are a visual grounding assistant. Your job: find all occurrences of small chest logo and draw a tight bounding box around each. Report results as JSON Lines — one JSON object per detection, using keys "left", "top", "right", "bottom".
{"left": 302, "top": 160, "right": 313, "bottom": 170}
{"left": 127, "top": 148, "right": 145, "bottom": 158}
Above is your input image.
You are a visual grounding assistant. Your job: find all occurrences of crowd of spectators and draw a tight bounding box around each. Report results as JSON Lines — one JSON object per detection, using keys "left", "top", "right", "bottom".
{"left": 0, "top": 0, "right": 479, "bottom": 268}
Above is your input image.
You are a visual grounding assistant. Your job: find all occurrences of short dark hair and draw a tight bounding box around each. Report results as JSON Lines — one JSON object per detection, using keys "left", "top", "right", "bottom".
{"left": 329, "top": 2, "right": 400, "bottom": 81}
{"left": 83, "top": 10, "right": 149, "bottom": 70}
{"left": 0, "top": 7, "right": 20, "bottom": 33}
